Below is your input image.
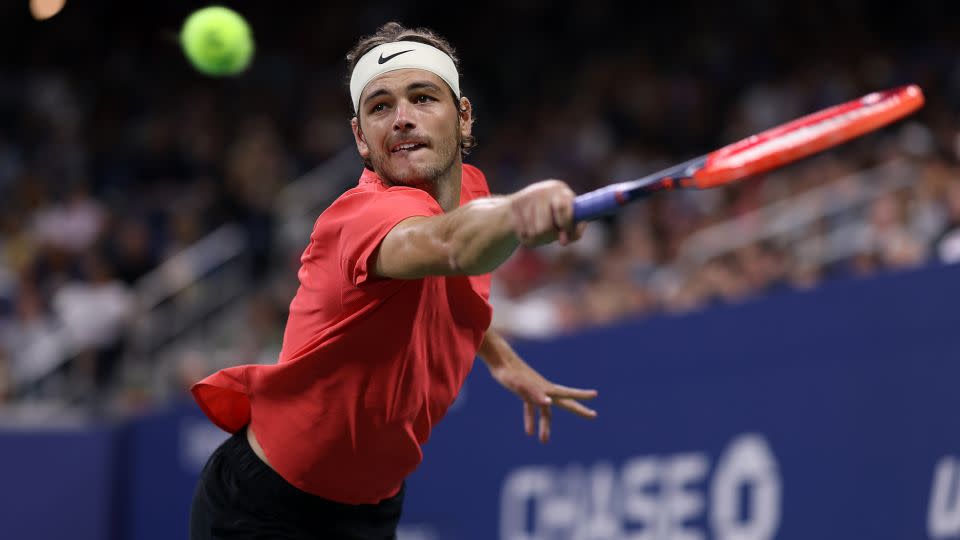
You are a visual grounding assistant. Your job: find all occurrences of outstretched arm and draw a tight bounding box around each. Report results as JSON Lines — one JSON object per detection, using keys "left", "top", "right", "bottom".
{"left": 478, "top": 328, "right": 598, "bottom": 443}
{"left": 374, "top": 180, "right": 586, "bottom": 279}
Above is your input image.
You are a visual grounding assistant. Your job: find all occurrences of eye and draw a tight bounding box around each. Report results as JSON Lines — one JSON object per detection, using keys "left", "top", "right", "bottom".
{"left": 415, "top": 94, "right": 436, "bottom": 104}
{"left": 370, "top": 103, "right": 387, "bottom": 114}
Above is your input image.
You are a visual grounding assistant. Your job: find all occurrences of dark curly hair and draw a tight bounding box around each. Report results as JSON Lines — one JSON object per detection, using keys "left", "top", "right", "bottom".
{"left": 346, "top": 22, "right": 476, "bottom": 169}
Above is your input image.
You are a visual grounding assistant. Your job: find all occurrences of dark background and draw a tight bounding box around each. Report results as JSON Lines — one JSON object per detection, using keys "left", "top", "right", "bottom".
{"left": 0, "top": 0, "right": 958, "bottom": 411}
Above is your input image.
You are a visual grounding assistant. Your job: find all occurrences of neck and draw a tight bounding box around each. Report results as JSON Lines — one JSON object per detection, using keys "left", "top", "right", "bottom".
{"left": 378, "top": 159, "right": 463, "bottom": 212}
{"left": 433, "top": 158, "right": 463, "bottom": 212}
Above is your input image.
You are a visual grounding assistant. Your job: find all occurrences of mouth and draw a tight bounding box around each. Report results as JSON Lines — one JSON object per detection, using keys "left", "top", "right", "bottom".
{"left": 390, "top": 141, "right": 428, "bottom": 154}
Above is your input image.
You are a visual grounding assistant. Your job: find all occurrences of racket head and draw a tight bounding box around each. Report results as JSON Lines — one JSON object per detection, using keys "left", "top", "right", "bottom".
{"left": 690, "top": 85, "right": 925, "bottom": 189}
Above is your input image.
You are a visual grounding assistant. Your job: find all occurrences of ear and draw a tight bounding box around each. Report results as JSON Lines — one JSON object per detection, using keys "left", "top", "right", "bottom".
{"left": 458, "top": 96, "right": 473, "bottom": 139}
{"left": 351, "top": 117, "right": 370, "bottom": 161}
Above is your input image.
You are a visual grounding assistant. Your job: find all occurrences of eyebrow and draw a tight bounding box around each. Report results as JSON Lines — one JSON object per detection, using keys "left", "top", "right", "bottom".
{"left": 362, "top": 80, "right": 444, "bottom": 107}
{"left": 407, "top": 81, "right": 443, "bottom": 93}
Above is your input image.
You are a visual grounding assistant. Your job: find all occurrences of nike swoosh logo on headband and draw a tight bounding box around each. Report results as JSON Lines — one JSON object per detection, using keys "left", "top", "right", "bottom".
{"left": 378, "top": 49, "right": 414, "bottom": 64}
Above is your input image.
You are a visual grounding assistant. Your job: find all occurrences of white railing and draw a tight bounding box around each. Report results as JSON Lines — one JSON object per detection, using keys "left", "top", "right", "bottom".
{"left": 6, "top": 150, "right": 919, "bottom": 406}
{"left": 135, "top": 224, "right": 248, "bottom": 313}
{"left": 272, "top": 147, "right": 361, "bottom": 252}
{"left": 676, "top": 159, "right": 915, "bottom": 266}
{"left": 127, "top": 149, "right": 362, "bottom": 401}
{"left": 126, "top": 223, "right": 249, "bottom": 360}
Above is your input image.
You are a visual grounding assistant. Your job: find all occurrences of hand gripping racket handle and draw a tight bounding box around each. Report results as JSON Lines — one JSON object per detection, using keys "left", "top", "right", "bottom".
{"left": 572, "top": 186, "right": 623, "bottom": 222}
{"left": 572, "top": 156, "right": 704, "bottom": 221}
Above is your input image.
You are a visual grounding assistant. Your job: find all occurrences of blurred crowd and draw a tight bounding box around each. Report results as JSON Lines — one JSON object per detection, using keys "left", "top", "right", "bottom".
{"left": 0, "top": 1, "right": 958, "bottom": 409}
{"left": 489, "top": 152, "right": 960, "bottom": 338}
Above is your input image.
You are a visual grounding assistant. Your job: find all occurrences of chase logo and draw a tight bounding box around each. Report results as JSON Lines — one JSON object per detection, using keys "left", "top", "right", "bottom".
{"left": 930, "top": 455, "right": 960, "bottom": 538}
{"left": 500, "top": 434, "right": 780, "bottom": 540}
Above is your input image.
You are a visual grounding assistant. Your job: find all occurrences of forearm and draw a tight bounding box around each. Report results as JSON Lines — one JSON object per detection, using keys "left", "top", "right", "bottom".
{"left": 374, "top": 179, "right": 580, "bottom": 280}
{"left": 436, "top": 196, "right": 520, "bottom": 275}
{"left": 478, "top": 327, "right": 514, "bottom": 369}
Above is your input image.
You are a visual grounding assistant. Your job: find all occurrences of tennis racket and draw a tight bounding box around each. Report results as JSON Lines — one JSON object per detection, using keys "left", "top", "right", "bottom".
{"left": 572, "top": 84, "right": 925, "bottom": 221}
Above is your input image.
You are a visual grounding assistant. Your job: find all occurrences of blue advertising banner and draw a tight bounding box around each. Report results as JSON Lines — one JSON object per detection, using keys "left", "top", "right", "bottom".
{"left": 399, "top": 264, "right": 960, "bottom": 540}
{"left": 2, "top": 263, "right": 958, "bottom": 540}
{"left": 120, "top": 401, "right": 227, "bottom": 540}
{"left": 0, "top": 426, "right": 118, "bottom": 540}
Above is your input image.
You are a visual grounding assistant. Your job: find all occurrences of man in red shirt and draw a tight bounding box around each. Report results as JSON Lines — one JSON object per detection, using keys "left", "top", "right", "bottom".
{"left": 190, "top": 22, "right": 598, "bottom": 540}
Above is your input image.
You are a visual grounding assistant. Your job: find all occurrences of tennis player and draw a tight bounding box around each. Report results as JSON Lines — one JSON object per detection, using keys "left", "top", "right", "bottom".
{"left": 189, "top": 22, "right": 598, "bottom": 539}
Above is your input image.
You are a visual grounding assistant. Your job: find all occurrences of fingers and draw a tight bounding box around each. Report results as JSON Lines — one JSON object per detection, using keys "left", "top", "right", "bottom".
{"left": 551, "top": 187, "right": 579, "bottom": 246}
{"left": 517, "top": 201, "right": 537, "bottom": 244}
{"left": 509, "top": 180, "right": 580, "bottom": 247}
{"left": 519, "top": 381, "right": 552, "bottom": 407}
{"left": 538, "top": 404, "right": 552, "bottom": 443}
{"left": 524, "top": 402, "right": 535, "bottom": 435}
{"left": 523, "top": 391, "right": 598, "bottom": 442}
{"left": 535, "top": 197, "right": 556, "bottom": 241}
{"left": 515, "top": 200, "right": 554, "bottom": 246}
{"left": 548, "top": 384, "right": 599, "bottom": 401}
{"left": 550, "top": 191, "right": 574, "bottom": 228}
{"left": 555, "top": 397, "right": 598, "bottom": 419}
{"left": 516, "top": 384, "right": 553, "bottom": 412}
{"left": 570, "top": 221, "right": 588, "bottom": 243}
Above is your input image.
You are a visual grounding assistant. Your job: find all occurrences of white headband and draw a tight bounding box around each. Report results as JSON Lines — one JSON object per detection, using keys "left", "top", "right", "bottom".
{"left": 349, "top": 41, "right": 460, "bottom": 113}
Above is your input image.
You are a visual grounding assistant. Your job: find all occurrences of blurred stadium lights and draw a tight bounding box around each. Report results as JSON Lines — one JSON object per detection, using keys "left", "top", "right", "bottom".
{"left": 29, "top": 0, "right": 66, "bottom": 20}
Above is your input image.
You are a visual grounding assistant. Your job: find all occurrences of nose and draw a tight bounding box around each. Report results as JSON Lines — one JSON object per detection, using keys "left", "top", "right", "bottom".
{"left": 392, "top": 100, "right": 415, "bottom": 131}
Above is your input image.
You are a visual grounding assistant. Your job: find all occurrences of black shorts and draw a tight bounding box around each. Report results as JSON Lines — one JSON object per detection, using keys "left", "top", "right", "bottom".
{"left": 189, "top": 428, "right": 405, "bottom": 539}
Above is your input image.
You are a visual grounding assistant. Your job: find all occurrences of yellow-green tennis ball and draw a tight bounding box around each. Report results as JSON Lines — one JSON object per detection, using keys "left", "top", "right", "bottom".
{"left": 180, "top": 6, "right": 254, "bottom": 76}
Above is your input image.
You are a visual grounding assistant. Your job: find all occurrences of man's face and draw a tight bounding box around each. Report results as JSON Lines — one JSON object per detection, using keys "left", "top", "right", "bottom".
{"left": 352, "top": 69, "right": 471, "bottom": 185}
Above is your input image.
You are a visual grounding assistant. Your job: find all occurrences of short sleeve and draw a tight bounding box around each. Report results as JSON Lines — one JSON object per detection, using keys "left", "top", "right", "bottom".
{"left": 335, "top": 186, "right": 443, "bottom": 286}
{"left": 461, "top": 164, "right": 491, "bottom": 201}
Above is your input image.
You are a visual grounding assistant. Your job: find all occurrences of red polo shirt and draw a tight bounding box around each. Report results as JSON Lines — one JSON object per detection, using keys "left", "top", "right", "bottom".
{"left": 191, "top": 164, "right": 493, "bottom": 504}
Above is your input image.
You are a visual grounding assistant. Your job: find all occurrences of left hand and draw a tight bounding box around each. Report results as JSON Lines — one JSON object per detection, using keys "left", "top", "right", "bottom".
{"left": 486, "top": 352, "right": 598, "bottom": 443}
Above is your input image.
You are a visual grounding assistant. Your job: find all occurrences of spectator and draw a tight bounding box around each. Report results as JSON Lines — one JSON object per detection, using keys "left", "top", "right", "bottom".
{"left": 51, "top": 253, "right": 133, "bottom": 394}
{"left": 1, "top": 0, "right": 958, "bottom": 411}
{"left": 933, "top": 179, "right": 960, "bottom": 264}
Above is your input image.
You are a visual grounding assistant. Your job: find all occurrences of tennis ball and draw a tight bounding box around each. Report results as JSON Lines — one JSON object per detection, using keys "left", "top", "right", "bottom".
{"left": 180, "top": 6, "right": 254, "bottom": 76}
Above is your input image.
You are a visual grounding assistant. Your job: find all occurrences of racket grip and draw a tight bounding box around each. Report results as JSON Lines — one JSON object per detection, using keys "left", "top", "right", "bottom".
{"left": 573, "top": 188, "right": 622, "bottom": 222}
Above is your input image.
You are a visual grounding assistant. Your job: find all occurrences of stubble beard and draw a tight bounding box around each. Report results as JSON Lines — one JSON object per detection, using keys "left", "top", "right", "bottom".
{"left": 371, "top": 123, "right": 462, "bottom": 188}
